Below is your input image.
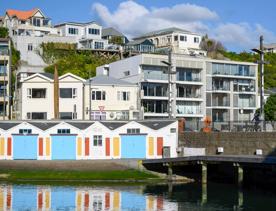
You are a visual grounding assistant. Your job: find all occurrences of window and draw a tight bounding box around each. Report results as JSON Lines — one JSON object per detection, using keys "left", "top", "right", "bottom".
{"left": 127, "top": 128, "right": 140, "bottom": 134}
{"left": 117, "top": 91, "right": 130, "bottom": 101}
{"left": 91, "top": 112, "right": 106, "bottom": 120}
{"left": 19, "top": 129, "right": 32, "bottom": 134}
{"left": 59, "top": 112, "right": 73, "bottom": 119}
{"left": 180, "top": 35, "right": 187, "bottom": 41}
{"left": 170, "top": 128, "right": 176, "bottom": 133}
{"left": 94, "top": 42, "right": 104, "bottom": 49}
{"left": 27, "top": 88, "right": 46, "bottom": 98}
{"left": 124, "top": 71, "right": 130, "bottom": 76}
{"left": 174, "top": 35, "right": 178, "bottom": 41}
{"left": 27, "top": 112, "right": 47, "bottom": 120}
{"left": 57, "top": 129, "right": 70, "bottom": 134}
{"left": 93, "top": 135, "right": 102, "bottom": 146}
{"left": 60, "top": 88, "right": 77, "bottom": 98}
{"left": 68, "top": 28, "right": 78, "bottom": 35}
{"left": 33, "top": 18, "right": 40, "bottom": 26}
{"left": 194, "top": 37, "right": 200, "bottom": 43}
{"left": 28, "top": 43, "right": 33, "bottom": 51}
{"left": 43, "top": 19, "right": 49, "bottom": 26}
{"left": 88, "top": 28, "right": 100, "bottom": 35}
{"left": 92, "top": 91, "right": 106, "bottom": 100}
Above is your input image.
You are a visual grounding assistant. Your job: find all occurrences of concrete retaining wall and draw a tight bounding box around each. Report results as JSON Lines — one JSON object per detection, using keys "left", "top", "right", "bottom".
{"left": 179, "top": 132, "right": 276, "bottom": 156}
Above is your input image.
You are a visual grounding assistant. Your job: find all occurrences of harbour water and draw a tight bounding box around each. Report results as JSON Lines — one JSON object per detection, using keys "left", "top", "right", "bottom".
{"left": 0, "top": 182, "right": 275, "bottom": 210}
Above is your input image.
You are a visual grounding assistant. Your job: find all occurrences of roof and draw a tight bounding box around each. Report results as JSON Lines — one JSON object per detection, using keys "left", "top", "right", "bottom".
{"left": 67, "top": 122, "right": 94, "bottom": 130}
{"left": 138, "top": 120, "right": 175, "bottom": 130}
{"left": 28, "top": 122, "right": 59, "bottom": 130}
{"left": 0, "top": 122, "right": 20, "bottom": 130}
{"left": 88, "top": 75, "right": 135, "bottom": 86}
{"left": 126, "top": 39, "right": 154, "bottom": 46}
{"left": 55, "top": 21, "right": 98, "bottom": 28}
{"left": 100, "top": 122, "right": 127, "bottom": 130}
{"left": 263, "top": 43, "right": 276, "bottom": 49}
{"left": 102, "top": 27, "right": 124, "bottom": 37}
{"left": 40, "top": 72, "right": 54, "bottom": 79}
{"left": 6, "top": 8, "right": 39, "bottom": 21}
{"left": 134, "top": 27, "right": 198, "bottom": 40}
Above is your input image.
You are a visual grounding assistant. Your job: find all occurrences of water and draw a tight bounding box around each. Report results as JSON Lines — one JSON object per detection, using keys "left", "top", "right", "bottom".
{"left": 0, "top": 182, "right": 275, "bottom": 210}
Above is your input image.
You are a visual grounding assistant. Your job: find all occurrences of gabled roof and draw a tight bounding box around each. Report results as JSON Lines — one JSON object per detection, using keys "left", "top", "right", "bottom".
{"left": 28, "top": 122, "right": 59, "bottom": 131}
{"left": 22, "top": 72, "right": 54, "bottom": 82}
{"left": 54, "top": 21, "right": 98, "bottom": 28}
{"left": 100, "top": 122, "right": 127, "bottom": 130}
{"left": 126, "top": 39, "right": 154, "bottom": 46}
{"left": 87, "top": 75, "right": 136, "bottom": 86}
{"left": 67, "top": 122, "right": 94, "bottom": 130}
{"left": 134, "top": 27, "right": 198, "bottom": 40}
{"left": 59, "top": 73, "right": 86, "bottom": 82}
{"left": 102, "top": 27, "right": 124, "bottom": 37}
{"left": 0, "top": 122, "right": 20, "bottom": 130}
{"left": 6, "top": 8, "right": 40, "bottom": 21}
{"left": 138, "top": 120, "right": 176, "bottom": 130}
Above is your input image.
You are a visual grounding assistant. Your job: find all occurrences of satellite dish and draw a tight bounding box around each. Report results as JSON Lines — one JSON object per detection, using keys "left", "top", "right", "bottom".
{"left": 129, "top": 105, "right": 134, "bottom": 110}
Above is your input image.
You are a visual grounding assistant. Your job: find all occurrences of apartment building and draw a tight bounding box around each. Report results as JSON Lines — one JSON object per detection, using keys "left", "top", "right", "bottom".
{"left": 84, "top": 75, "right": 139, "bottom": 120}
{"left": 0, "top": 38, "right": 11, "bottom": 120}
{"left": 133, "top": 27, "right": 206, "bottom": 56}
{"left": 18, "top": 73, "right": 85, "bottom": 120}
{"left": 96, "top": 53, "right": 258, "bottom": 125}
{"left": 54, "top": 21, "right": 108, "bottom": 49}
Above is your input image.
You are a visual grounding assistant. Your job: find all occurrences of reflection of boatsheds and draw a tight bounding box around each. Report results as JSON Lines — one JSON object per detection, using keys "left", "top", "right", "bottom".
{"left": 0, "top": 120, "right": 178, "bottom": 160}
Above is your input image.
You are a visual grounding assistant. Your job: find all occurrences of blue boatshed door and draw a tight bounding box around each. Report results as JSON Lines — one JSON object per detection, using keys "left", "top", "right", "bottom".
{"left": 121, "top": 135, "right": 146, "bottom": 158}
{"left": 13, "top": 135, "right": 38, "bottom": 160}
{"left": 51, "top": 136, "right": 76, "bottom": 160}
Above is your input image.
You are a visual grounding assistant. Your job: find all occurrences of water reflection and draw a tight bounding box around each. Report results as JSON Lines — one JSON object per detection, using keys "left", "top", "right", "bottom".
{"left": 0, "top": 183, "right": 276, "bottom": 210}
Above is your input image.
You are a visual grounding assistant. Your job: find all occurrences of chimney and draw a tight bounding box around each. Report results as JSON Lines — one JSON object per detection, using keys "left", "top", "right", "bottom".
{"left": 54, "top": 65, "right": 59, "bottom": 119}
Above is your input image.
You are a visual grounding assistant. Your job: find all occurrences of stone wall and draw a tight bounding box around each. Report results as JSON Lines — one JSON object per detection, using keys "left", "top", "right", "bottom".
{"left": 179, "top": 132, "right": 276, "bottom": 156}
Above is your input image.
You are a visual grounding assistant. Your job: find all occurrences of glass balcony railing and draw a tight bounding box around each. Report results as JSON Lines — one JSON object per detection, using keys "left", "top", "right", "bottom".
{"left": 212, "top": 100, "right": 230, "bottom": 107}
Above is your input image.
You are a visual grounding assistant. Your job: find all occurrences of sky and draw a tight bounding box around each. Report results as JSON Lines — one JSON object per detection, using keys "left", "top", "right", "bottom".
{"left": 1, "top": 0, "right": 276, "bottom": 52}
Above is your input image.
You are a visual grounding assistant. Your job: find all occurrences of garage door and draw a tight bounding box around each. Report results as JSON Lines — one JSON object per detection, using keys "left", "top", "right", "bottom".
{"left": 51, "top": 136, "right": 76, "bottom": 160}
{"left": 121, "top": 135, "right": 146, "bottom": 158}
{"left": 13, "top": 135, "right": 38, "bottom": 160}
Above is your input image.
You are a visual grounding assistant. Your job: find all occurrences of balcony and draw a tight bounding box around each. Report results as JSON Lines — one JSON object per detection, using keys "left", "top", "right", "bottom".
{"left": 176, "top": 102, "right": 201, "bottom": 115}
{"left": 212, "top": 63, "right": 255, "bottom": 78}
{"left": 234, "top": 94, "right": 256, "bottom": 108}
{"left": 176, "top": 68, "right": 201, "bottom": 82}
{"left": 212, "top": 93, "right": 230, "bottom": 107}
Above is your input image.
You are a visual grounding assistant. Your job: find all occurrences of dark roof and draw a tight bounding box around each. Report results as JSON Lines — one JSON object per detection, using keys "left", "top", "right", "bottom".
{"left": 138, "top": 120, "right": 175, "bottom": 130}
{"left": 101, "top": 122, "right": 127, "bottom": 130}
{"left": 133, "top": 27, "right": 194, "bottom": 40}
{"left": 88, "top": 75, "right": 135, "bottom": 86}
{"left": 55, "top": 21, "right": 97, "bottom": 27}
{"left": 67, "top": 122, "right": 94, "bottom": 130}
{"left": 40, "top": 72, "right": 54, "bottom": 79}
{"left": 28, "top": 122, "right": 59, "bottom": 130}
{"left": 0, "top": 122, "right": 20, "bottom": 130}
{"left": 126, "top": 39, "right": 154, "bottom": 46}
{"left": 102, "top": 27, "right": 124, "bottom": 37}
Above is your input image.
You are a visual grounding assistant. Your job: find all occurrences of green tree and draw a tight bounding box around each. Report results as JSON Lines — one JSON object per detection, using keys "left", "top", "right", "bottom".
{"left": 0, "top": 27, "right": 8, "bottom": 38}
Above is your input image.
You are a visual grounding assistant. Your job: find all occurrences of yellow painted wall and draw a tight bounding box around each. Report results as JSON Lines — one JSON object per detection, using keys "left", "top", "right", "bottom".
{"left": 45, "top": 190, "right": 50, "bottom": 209}
{"left": 148, "top": 137, "right": 154, "bottom": 156}
{"left": 113, "top": 191, "right": 120, "bottom": 209}
{"left": 77, "top": 137, "right": 82, "bottom": 156}
{"left": 0, "top": 137, "right": 4, "bottom": 156}
{"left": 46, "top": 137, "right": 50, "bottom": 156}
{"left": 113, "top": 137, "right": 120, "bottom": 157}
{"left": 0, "top": 187, "right": 3, "bottom": 210}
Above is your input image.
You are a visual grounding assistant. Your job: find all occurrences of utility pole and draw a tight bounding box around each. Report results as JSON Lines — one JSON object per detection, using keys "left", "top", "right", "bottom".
{"left": 259, "top": 36, "right": 265, "bottom": 126}
{"left": 89, "top": 69, "right": 92, "bottom": 120}
{"left": 3, "top": 50, "right": 7, "bottom": 120}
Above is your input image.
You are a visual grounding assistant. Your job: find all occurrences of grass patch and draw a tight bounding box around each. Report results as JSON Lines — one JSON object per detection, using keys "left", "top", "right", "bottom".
{"left": 0, "top": 169, "right": 159, "bottom": 182}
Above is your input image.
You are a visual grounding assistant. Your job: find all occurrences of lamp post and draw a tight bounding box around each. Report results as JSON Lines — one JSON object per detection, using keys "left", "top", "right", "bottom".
{"left": 161, "top": 47, "right": 176, "bottom": 119}
{"left": 252, "top": 35, "right": 267, "bottom": 131}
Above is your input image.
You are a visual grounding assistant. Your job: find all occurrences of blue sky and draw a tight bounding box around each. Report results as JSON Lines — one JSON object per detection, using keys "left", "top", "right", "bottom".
{"left": 1, "top": 0, "right": 275, "bottom": 51}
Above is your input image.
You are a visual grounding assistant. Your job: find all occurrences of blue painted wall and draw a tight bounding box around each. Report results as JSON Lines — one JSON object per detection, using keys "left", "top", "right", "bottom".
{"left": 13, "top": 135, "right": 37, "bottom": 159}
{"left": 51, "top": 136, "right": 76, "bottom": 160}
{"left": 121, "top": 135, "right": 146, "bottom": 158}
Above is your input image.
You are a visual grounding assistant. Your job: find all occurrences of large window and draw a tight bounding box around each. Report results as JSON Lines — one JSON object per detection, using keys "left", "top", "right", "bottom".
{"left": 194, "top": 37, "right": 199, "bottom": 43}
{"left": 33, "top": 18, "right": 40, "bottom": 27}
{"left": 88, "top": 28, "right": 100, "bottom": 35}
{"left": 177, "top": 68, "right": 201, "bottom": 81}
{"left": 94, "top": 42, "right": 104, "bottom": 49}
{"left": 142, "top": 83, "right": 168, "bottom": 97}
{"left": 93, "top": 135, "right": 102, "bottom": 146}
{"left": 0, "top": 66, "right": 7, "bottom": 76}
{"left": 92, "top": 90, "right": 106, "bottom": 100}
{"left": 59, "top": 112, "right": 73, "bottom": 120}
{"left": 27, "top": 112, "right": 47, "bottom": 120}
{"left": 68, "top": 28, "right": 78, "bottom": 35}
{"left": 27, "top": 88, "right": 46, "bottom": 98}
{"left": 180, "top": 35, "right": 187, "bottom": 41}
{"left": 117, "top": 91, "right": 130, "bottom": 101}
{"left": 28, "top": 43, "right": 33, "bottom": 51}
{"left": 60, "top": 88, "right": 77, "bottom": 98}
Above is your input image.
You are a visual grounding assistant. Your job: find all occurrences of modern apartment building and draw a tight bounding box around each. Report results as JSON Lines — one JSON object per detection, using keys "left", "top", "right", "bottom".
{"left": 0, "top": 38, "right": 11, "bottom": 120}
{"left": 54, "top": 22, "right": 108, "bottom": 49}
{"left": 96, "top": 53, "right": 258, "bottom": 125}
{"left": 133, "top": 27, "right": 206, "bottom": 56}
{"left": 84, "top": 75, "right": 139, "bottom": 120}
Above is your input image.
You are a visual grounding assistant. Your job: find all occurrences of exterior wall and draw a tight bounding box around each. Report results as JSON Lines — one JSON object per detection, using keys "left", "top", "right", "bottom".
{"left": 0, "top": 120, "right": 178, "bottom": 160}
{"left": 84, "top": 84, "right": 139, "bottom": 120}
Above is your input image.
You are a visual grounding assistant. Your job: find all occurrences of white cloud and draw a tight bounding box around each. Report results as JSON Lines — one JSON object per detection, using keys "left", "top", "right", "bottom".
{"left": 92, "top": 1, "right": 276, "bottom": 51}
